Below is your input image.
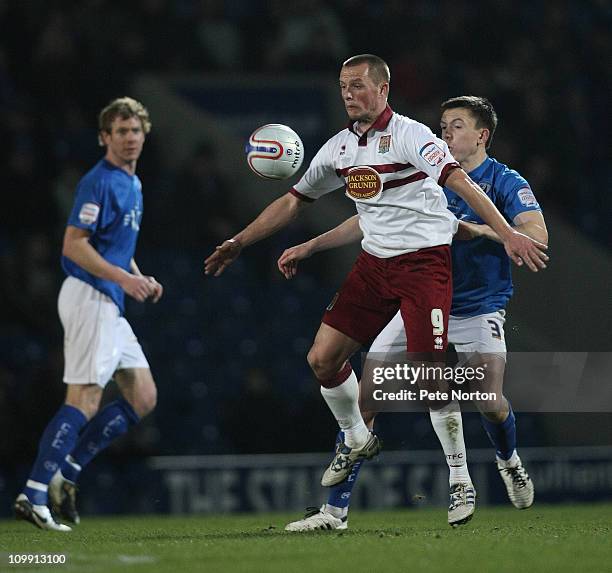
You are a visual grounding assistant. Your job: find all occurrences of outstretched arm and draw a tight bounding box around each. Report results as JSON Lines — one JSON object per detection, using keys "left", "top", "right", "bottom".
{"left": 455, "top": 211, "right": 548, "bottom": 248}
{"left": 204, "top": 192, "right": 307, "bottom": 277}
{"left": 445, "top": 169, "right": 549, "bottom": 271}
{"left": 277, "top": 215, "right": 362, "bottom": 279}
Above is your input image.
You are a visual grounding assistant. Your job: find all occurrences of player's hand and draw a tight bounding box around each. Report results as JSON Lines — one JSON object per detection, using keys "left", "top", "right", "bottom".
{"left": 277, "top": 242, "right": 313, "bottom": 279}
{"left": 144, "top": 276, "right": 163, "bottom": 303}
{"left": 120, "top": 274, "right": 158, "bottom": 302}
{"left": 503, "top": 230, "right": 549, "bottom": 272}
{"left": 204, "top": 239, "right": 242, "bottom": 277}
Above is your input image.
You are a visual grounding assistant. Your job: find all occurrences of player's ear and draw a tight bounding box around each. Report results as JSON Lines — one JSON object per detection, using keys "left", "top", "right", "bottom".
{"left": 480, "top": 128, "right": 490, "bottom": 146}
{"left": 380, "top": 82, "right": 389, "bottom": 98}
{"left": 98, "top": 131, "right": 108, "bottom": 147}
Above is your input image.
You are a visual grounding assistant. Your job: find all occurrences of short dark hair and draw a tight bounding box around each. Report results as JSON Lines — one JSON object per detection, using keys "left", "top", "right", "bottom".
{"left": 98, "top": 97, "right": 151, "bottom": 146}
{"left": 342, "top": 54, "right": 390, "bottom": 85}
{"left": 441, "top": 96, "right": 498, "bottom": 149}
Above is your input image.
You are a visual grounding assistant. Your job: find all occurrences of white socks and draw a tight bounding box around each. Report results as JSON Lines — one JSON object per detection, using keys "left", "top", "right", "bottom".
{"left": 429, "top": 401, "right": 472, "bottom": 485}
{"left": 320, "top": 370, "right": 370, "bottom": 449}
{"left": 324, "top": 503, "right": 348, "bottom": 519}
{"left": 497, "top": 450, "right": 520, "bottom": 468}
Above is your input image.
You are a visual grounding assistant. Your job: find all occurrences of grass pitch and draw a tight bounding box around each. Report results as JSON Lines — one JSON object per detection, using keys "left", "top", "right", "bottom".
{"left": 1, "top": 504, "right": 610, "bottom": 573}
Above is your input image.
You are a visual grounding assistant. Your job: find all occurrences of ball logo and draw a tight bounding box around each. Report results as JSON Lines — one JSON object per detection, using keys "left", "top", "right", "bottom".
{"left": 246, "top": 124, "right": 304, "bottom": 180}
{"left": 345, "top": 166, "right": 382, "bottom": 200}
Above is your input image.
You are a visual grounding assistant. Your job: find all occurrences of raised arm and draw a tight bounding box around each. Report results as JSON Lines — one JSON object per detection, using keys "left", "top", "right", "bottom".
{"left": 62, "top": 226, "right": 156, "bottom": 302}
{"left": 277, "top": 215, "right": 363, "bottom": 279}
{"left": 445, "top": 169, "right": 548, "bottom": 271}
{"left": 204, "top": 192, "right": 308, "bottom": 277}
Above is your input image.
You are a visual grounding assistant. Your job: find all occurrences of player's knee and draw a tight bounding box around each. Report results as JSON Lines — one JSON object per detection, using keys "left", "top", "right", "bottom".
{"left": 65, "top": 385, "right": 102, "bottom": 420}
{"left": 133, "top": 383, "right": 157, "bottom": 418}
{"left": 307, "top": 349, "right": 341, "bottom": 382}
{"left": 478, "top": 397, "right": 507, "bottom": 423}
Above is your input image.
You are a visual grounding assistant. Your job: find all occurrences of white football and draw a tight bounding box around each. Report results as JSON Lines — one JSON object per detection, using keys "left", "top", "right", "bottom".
{"left": 245, "top": 124, "right": 304, "bottom": 180}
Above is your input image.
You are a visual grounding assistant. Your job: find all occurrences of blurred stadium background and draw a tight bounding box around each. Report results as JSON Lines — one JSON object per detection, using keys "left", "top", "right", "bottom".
{"left": 0, "top": 0, "right": 611, "bottom": 518}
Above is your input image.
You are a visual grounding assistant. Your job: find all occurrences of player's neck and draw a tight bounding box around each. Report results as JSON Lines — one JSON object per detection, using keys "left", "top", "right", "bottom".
{"left": 105, "top": 153, "right": 137, "bottom": 176}
{"left": 460, "top": 150, "right": 488, "bottom": 174}
{"left": 354, "top": 104, "right": 387, "bottom": 134}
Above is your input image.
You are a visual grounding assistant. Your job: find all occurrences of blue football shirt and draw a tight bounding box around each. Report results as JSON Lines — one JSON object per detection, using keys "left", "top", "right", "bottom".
{"left": 62, "top": 159, "right": 143, "bottom": 314}
{"left": 444, "top": 157, "right": 541, "bottom": 317}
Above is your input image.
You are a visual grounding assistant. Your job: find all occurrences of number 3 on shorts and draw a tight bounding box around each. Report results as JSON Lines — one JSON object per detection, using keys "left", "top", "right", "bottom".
{"left": 431, "top": 308, "right": 444, "bottom": 336}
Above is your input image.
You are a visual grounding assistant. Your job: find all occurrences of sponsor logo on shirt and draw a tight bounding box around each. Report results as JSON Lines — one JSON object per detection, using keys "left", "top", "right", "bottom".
{"left": 123, "top": 205, "right": 142, "bottom": 231}
{"left": 378, "top": 134, "right": 391, "bottom": 154}
{"left": 419, "top": 141, "right": 446, "bottom": 166}
{"left": 78, "top": 202, "right": 100, "bottom": 225}
{"left": 517, "top": 187, "right": 538, "bottom": 207}
{"left": 345, "top": 166, "right": 382, "bottom": 200}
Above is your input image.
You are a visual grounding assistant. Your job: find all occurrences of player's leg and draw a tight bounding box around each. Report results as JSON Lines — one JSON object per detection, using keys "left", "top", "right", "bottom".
{"left": 428, "top": 399, "right": 475, "bottom": 525}
{"left": 393, "top": 246, "right": 476, "bottom": 525}
{"left": 15, "top": 278, "right": 109, "bottom": 531}
{"left": 15, "top": 383, "right": 99, "bottom": 532}
{"left": 322, "top": 312, "right": 406, "bottom": 520}
{"left": 286, "top": 311, "right": 404, "bottom": 532}
{"left": 308, "top": 322, "right": 381, "bottom": 487}
{"left": 312, "top": 253, "right": 398, "bottom": 487}
{"left": 459, "top": 311, "right": 534, "bottom": 508}
{"left": 51, "top": 317, "right": 154, "bottom": 523}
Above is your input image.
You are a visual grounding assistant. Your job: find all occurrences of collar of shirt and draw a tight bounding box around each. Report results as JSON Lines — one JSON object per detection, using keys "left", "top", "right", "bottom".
{"left": 347, "top": 104, "right": 393, "bottom": 145}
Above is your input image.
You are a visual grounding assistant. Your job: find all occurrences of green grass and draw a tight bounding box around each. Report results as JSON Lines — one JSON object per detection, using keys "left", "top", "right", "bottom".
{"left": 1, "top": 504, "right": 611, "bottom": 573}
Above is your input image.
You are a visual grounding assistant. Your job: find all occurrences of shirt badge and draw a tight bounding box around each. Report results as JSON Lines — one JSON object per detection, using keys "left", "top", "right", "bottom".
{"left": 378, "top": 134, "right": 391, "bottom": 154}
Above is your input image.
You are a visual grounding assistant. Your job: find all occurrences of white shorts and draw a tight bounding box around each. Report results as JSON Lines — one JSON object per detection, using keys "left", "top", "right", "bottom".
{"left": 369, "top": 309, "right": 507, "bottom": 357}
{"left": 58, "top": 277, "right": 149, "bottom": 387}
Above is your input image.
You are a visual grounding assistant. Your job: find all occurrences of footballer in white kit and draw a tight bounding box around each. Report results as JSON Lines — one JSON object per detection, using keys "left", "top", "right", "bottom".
{"left": 205, "top": 56, "right": 548, "bottom": 500}
{"left": 281, "top": 96, "right": 547, "bottom": 531}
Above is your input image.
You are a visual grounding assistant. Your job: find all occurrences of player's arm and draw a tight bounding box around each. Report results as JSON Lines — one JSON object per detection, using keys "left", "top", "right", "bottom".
{"left": 278, "top": 215, "right": 362, "bottom": 279}
{"left": 62, "top": 226, "right": 156, "bottom": 302}
{"left": 455, "top": 211, "right": 548, "bottom": 247}
{"left": 444, "top": 169, "right": 548, "bottom": 271}
{"left": 513, "top": 211, "right": 548, "bottom": 245}
{"left": 204, "top": 192, "right": 308, "bottom": 277}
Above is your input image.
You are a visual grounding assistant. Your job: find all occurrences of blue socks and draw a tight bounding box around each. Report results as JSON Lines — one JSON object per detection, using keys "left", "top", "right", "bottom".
{"left": 326, "top": 430, "right": 365, "bottom": 511}
{"left": 24, "top": 405, "right": 87, "bottom": 505}
{"left": 60, "top": 398, "right": 139, "bottom": 482}
{"left": 481, "top": 406, "right": 517, "bottom": 460}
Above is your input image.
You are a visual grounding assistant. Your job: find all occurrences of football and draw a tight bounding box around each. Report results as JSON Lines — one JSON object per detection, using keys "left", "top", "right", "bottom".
{"left": 245, "top": 124, "right": 304, "bottom": 180}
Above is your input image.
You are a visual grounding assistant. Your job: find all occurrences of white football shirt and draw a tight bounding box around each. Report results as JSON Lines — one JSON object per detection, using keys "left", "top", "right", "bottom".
{"left": 291, "top": 105, "right": 461, "bottom": 258}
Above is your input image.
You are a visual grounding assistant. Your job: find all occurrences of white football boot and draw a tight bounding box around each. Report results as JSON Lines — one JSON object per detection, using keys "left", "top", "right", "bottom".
{"left": 497, "top": 455, "right": 534, "bottom": 509}
{"left": 285, "top": 506, "right": 347, "bottom": 532}
{"left": 14, "top": 494, "right": 72, "bottom": 532}
{"left": 448, "top": 483, "right": 476, "bottom": 526}
{"left": 321, "top": 433, "right": 381, "bottom": 487}
{"left": 49, "top": 470, "right": 80, "bottom": 524}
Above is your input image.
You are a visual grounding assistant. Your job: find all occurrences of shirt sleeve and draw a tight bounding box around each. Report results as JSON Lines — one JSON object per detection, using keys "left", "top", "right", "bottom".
{"left": 66, "top": 176, "right": 105, "bottom": 232}
{"left": 498, "top": 170, "right": 542, "bottom": 221}
{"left": 292, "top": 139, "right": 345, "bottom": 201}
{"left": 398, "top": 121, "right": 460, "bottom": 186}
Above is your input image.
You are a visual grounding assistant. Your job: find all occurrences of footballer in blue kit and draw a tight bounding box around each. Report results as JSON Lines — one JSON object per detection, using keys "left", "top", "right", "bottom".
{"left": 62, "top": 158, "right": 144, "bottom": 314}
{"left": 15, "top": 97, "right": 163, "bottom": 531}
{"left": 279, "top": 96, "right": 548, "bottom": 531}
{"left": 446, "top": 156, "right": 541, "bottom": 317}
